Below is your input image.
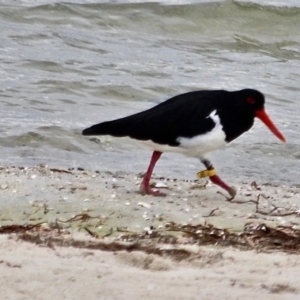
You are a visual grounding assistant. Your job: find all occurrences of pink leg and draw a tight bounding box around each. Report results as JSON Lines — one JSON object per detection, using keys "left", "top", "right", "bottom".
{"left": 210, "top": 175, "right": 236, "bottom": 198}
{"left": 140, "top": 151, "right": 166, "bottom": 196}
{"left": 201, "top": 159, "right": 236, "bottom": 199}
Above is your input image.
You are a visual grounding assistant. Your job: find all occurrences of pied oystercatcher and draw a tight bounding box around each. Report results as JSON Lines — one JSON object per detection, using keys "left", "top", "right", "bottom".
{"left": 82, "top": 89, "right": 285, "bottom": 198}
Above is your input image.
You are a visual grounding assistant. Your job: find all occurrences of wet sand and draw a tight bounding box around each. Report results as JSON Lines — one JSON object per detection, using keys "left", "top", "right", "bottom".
{"left": 1, "top": 165, "right": 300, "bottom": 299}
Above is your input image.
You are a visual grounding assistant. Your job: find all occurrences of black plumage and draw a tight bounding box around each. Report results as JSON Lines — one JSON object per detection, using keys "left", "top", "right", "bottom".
{"left": 82, "top": 89, "right": 264, "bottom": 145}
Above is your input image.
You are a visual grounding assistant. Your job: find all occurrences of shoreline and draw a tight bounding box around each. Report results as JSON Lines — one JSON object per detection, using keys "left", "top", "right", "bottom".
{"left": 1, "top": 164, "right": 300, "bottom": 231}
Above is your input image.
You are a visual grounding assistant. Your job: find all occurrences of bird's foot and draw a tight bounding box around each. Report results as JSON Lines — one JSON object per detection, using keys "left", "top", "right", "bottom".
{"left": 139, "top": 183, "right": 166, "bottom": 197}
{"left": 198, "top": 162, "right": 237, "bottom": 200}
{"left": 216, "top": 185, "right": 237, "bottom": 201}
{"left": 225, "top": 186, "right": 237, "bottom": 201}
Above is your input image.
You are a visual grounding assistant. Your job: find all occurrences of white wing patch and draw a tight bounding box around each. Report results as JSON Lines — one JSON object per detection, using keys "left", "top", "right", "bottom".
{"left": 207, "top": 109, "right": 220, "bottom": 125}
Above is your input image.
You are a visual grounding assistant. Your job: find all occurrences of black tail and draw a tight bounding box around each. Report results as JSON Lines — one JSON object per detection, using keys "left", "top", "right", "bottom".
{"left": 82, "top": 122, "right": 109, "bottom": 136}
{"left": 82, "top": 118, "right": 139, "bottom": 137}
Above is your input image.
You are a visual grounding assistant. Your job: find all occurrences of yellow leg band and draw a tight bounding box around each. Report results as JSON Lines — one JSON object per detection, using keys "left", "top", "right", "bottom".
{"left": 197, "top": 168, "right": 216, "bottom": 179}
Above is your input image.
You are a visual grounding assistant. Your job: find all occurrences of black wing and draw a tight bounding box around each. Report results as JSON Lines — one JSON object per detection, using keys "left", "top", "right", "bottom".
{"left": 82, "top": 90, "right": 226, "bottom": 146}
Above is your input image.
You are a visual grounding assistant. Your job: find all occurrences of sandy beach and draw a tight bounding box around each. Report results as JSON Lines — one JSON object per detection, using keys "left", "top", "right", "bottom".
{"left": 1, "top": 164, "right": 300, "bottom": 299}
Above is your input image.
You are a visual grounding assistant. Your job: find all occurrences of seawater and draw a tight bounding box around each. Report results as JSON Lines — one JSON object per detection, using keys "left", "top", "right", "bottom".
{"left": 0, "top": 0, "right": 300, "bottom": 185}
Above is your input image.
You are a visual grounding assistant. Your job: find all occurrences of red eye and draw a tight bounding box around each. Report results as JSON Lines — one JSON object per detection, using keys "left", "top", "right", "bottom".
{"left": 247, "top": 97, "right": 255, "bottom": 104}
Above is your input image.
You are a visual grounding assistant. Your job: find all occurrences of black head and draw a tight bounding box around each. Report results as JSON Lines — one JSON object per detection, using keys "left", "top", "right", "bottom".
{"left": 219, "top": 89, "right": 285, "bottom": 143}
{"left": 217, "top": 89, "right": 265, "bottom": 142}
{"left": 236, "top": 89, "right": 265, "bottom": 112}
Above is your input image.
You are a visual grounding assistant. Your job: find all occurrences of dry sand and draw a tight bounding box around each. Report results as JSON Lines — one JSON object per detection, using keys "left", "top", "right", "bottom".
{"left": 1, "top": 164, "right": 300, "bottom": 299}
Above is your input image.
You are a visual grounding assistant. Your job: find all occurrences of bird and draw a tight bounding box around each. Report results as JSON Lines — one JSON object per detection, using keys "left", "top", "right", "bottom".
{"left": 82, "top": 89, "right": 286, "bottom": 198}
